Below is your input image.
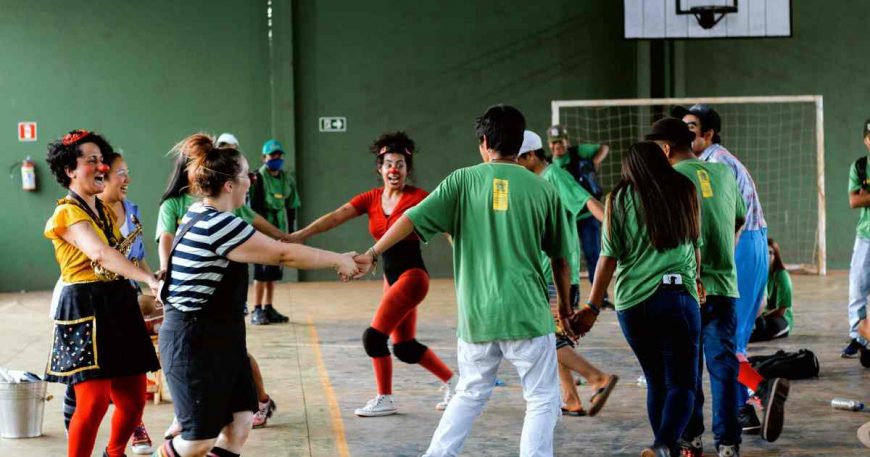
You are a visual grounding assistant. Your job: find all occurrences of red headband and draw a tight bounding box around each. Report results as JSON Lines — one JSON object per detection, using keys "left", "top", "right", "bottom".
{"left": 62, "top": 130, "right": 91, "bottom": 146}
{"left": 378, "top": 146, "right": 412, "bottom": 156}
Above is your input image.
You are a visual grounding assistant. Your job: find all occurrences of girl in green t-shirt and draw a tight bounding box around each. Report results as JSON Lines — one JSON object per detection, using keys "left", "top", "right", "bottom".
{"left": 585, "top": 141, "right": 702, "bottom": 457}
{"left": 750, "top": 238, "right": 793, "bottom": 342}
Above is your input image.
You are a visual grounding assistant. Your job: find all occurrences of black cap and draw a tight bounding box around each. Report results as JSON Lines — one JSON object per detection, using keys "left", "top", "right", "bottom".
{"left": 645, "top": 117, "right": 695, "bottom": 147}
{"left": 671, "top": 104, "right": 722, "bottom": 134}
{"left": 864, "top": 119, "right": 870, "bottom": 137}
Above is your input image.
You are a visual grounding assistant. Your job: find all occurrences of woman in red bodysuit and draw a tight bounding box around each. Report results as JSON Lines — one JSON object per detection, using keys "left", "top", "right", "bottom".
{"left": 288, "top": 132, "right": 455, "bottom": 417}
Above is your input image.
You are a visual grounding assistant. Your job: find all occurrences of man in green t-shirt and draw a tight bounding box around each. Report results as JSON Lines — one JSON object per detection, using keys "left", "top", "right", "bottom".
{"left": 517, "top": 129, "right": 618, "bottom": 417}
{"left": 354, "top": 105, "right": 594, "bottom": 457}
{"left": 248, "top": 139, "right": 302, "bottom": 325}
{"left": 844, "top": 119, "right": 870, "bottom": 367}
{"left": 548, "top": 125, "right": 610, "bottom": 294}
{"left": 646, "top": 117, "right": 754, "bottom": 456}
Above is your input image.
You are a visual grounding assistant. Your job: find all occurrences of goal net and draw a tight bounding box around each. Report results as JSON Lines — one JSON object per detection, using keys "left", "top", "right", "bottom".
{"left": 552, "top": 96, "right": 826, "bottom": 275}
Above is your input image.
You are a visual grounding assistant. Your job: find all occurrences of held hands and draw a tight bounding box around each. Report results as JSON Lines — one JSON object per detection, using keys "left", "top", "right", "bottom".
{"left": 570, "top": 305, "right": 599, "bottom": 337}
{"left": 696, "top": 278, "right": 707, "bottom": 305}
{"left": 352, "top": 250, "right": 376, "bottom": 279}
{"left": 336, "top": 252, "right": 360, "bottom": 282}
{"left": 558, "top": 312, "right": 577, "bottom": 341}
{"left": 281, "top": 231, "right": 305, "bottom": 244}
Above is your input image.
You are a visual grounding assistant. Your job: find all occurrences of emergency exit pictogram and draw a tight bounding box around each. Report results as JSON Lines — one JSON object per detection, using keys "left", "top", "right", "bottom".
{"left": 18, "top": 122, "right": 37, "bottom": 142}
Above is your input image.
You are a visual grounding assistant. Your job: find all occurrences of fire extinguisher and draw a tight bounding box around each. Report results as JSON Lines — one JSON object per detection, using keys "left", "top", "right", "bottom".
{"left": 21, "top": 156, "right": 37, "bottom": 191}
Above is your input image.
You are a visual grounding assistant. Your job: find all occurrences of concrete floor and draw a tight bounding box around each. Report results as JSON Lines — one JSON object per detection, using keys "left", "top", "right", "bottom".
{"left": 0, "top": 273, "right": 868, "bottom": 456}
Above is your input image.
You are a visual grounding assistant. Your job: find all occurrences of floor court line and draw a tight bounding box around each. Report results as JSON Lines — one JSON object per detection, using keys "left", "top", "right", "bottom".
{"left": 307, "top": 315, "right": 351, "bottom": 457}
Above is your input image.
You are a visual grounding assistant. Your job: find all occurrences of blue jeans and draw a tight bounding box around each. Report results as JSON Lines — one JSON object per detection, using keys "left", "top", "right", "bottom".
{"left": 577, "top": 217, "right": 601, "bottom": 282}
{"left": 848, "top": 236, "right": 870, "bottom": 346}
{"left": 683, "top": 295, "right": 741, "bottom": 448}
{"left": 735, "top": 228, "right": 768, "bottom": 404}
{"left": 618, "top": 288, "right": 701, "bottom": 452}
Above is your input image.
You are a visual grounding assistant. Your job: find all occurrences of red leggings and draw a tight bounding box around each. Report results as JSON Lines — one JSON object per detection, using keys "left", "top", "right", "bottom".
{"left": 68, "top": 374, "right": 146, "bottom": 457}
{"left": 371, "top": 269, "right": 453, "bottom": 395}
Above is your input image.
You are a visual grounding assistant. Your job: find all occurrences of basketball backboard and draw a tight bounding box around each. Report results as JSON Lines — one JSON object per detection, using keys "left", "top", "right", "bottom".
{"left": 624, "top": 0, "right": 792, "bottom": 39}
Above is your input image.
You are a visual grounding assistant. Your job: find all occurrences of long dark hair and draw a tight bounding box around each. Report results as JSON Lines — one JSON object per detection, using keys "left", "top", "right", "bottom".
{"left": 607, "top": 141, "right": 700, "bottom": 251}
{"left": 175, "top": 133, "right": 243, "bottom": 198}
{"left": 160, "top": 152, "right": 191, "bottom": 204}
{"left": 768, "top": 238, "right": 786, "bottom": 272}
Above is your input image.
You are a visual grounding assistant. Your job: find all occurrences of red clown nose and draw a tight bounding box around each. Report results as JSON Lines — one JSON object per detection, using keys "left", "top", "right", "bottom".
{"left": 97, "top": 163, "right": 110, "bottom": 173}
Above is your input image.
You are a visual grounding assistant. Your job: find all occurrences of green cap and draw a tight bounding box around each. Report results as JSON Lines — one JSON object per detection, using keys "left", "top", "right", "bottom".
{"left": 262, "top": 139, "right": 284, "bottom": 155}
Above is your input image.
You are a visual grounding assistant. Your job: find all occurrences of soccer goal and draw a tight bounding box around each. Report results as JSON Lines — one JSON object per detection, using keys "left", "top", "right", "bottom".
{"left": 552, "top": 95, "right": 826, "bottom": 275}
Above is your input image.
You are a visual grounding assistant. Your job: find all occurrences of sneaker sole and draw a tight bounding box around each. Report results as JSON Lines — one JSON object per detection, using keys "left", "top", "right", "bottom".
{"left": 742, "top": 424, "right": 761, "bottom": 435}
{"left": 354, "top": 409, "right": 398, "bottom": 417}
{"left": 130, "top": 445, "right": 154, "bottom": 455}
{"left": 761, "top": 378, "right": 790, "bottom": 442}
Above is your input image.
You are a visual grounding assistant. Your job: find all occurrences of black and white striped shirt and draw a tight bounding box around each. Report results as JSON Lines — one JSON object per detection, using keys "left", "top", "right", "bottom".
{"left": 166, "top": 205, "right": 255, "bottom": 312}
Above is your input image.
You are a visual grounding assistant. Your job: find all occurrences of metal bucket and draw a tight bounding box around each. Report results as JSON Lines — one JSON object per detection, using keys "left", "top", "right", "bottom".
{"left": 0, "top": 381, "right": 50, "bottom": 438}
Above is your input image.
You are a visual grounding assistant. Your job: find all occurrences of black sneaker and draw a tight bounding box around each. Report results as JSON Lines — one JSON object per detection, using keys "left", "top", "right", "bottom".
{"left": 251, "top": 307, "right": 269, "bottom": 325}
{"left": 265, "top": 306, "right": 289, "bottom": 323}
{"left": 758, "top": 377, "right": 790, "bottom": 442}
{"left": 678, "top": 435, "right": 703, "bottom": 457}
{"left": 738, "top": 404, "right": 761, "bottom": 435}
{"left": 860, "top": 344, "right": 870, "bottom": 368}
{"left": 842, "top": 339, "right": 863, "bottom": 358}
{"left": 717, "top": 444, "right": 739, "bottom": 457}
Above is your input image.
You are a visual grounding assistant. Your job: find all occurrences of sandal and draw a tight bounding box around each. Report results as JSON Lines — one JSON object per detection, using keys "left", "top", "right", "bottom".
{"left": 587, "top": 374, "right": 619, "bottom": 417}
{"left": 561, "top": 408, "right": 587, "bottom": 417}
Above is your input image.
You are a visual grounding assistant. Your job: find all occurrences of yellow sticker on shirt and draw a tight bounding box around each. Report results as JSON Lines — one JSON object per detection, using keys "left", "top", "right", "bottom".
{"left": 696, "top": 170, "right": 714, "bottom": 198}
{"left": 493, "top": 179, "right": 509, "bottom": 211}
{"left": 273, "top": 193, "right": 284, "bottom": 199}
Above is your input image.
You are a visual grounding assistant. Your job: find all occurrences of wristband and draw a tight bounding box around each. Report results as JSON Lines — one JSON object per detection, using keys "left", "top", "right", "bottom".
{"left": 585, "top": 301, "right": 601, "bottom": 316}
{"left": 367, "top": 247, "right": 379, "bottom": 275}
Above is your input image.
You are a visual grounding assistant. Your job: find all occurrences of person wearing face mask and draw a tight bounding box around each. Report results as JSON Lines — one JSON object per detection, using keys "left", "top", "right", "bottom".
{"left": 248, "top": 139, "right": 301, "bottom": 326}
{"left": 44, "top": 130, "right": 161, "bottom": 457}
{"left": 288, "top": 131, "right": 457, "bottom": 417}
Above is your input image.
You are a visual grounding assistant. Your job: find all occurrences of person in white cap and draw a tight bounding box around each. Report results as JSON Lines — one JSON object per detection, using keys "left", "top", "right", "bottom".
{"left": 517, "top": 130, "right": 618, "bottom": 418}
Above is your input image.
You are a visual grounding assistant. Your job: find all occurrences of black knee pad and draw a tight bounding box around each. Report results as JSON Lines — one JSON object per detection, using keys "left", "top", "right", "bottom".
{"left": 393, "top": 339, "right": 428, "bottom": 364}
{"left": 362, "top": 327, "right": 390, "bottom": 358}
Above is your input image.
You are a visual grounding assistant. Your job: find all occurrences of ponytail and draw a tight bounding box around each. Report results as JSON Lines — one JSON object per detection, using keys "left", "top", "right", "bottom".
{"left": 171, "top": 133, "right": 243, "bottom": 198}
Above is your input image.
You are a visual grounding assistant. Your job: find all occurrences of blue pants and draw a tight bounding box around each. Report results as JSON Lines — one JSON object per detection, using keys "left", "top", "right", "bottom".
{"left": 683, "top": 296, "right": 741, "bottom": 448}
{"left": 734, "top": 228, "right": 767, "bottom": 404}
{"left": 577, "top": 217, "right": 601, "bottom": 282}
{"left": 848, "top": 236, "right": 870, "bottom": 346}
{"left": 618, "top": 288, "right": 701, "bottom": 453}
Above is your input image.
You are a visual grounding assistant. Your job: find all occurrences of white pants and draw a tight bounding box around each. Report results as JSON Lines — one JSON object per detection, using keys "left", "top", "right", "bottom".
{"left": 848, "top": 237, "right": 870, "bottom": 345}
{"left": 422, "top": 334, "right": 561, "bottom": 457}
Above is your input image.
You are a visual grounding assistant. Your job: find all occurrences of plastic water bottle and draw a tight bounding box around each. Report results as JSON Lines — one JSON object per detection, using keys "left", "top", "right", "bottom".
{"left": 831, "top": 398, "right": 865, "bottom": 411}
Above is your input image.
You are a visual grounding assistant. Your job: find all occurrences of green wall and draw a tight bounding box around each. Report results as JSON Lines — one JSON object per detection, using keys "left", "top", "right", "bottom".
{"left": 0, "top": 1, "right": 272, "bottom": 291}
{"left": 681, "top": 0, "right": 870, "bottom": 268}
{"left": 292, "top": 0, "right": 637, "bottom": 280}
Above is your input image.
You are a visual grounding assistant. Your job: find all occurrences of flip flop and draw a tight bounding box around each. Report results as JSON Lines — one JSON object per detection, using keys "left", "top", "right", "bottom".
{"left": 587, "top": 374, "right": 619, "bottom": 417}
{"left": 561, "top": 408, "right": 587, "bottom": 417}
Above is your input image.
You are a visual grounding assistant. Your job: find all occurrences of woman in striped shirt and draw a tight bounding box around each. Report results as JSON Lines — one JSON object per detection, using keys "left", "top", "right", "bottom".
{"left": 153, "top": 133, "right": 358, "bottom": 457}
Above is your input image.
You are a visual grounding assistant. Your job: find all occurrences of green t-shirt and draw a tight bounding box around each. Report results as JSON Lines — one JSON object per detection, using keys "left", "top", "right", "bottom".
{"left": 552, "top": 144, "right": 600, "bottom": 221}
{"left": 600, "top": 189, "right": 700, "bottom": 311}
{"left": 848, "top": 158, "right": 870, "bottom": 239}
{"left": 406, "top": 162, "right": 572, "bottom": 343}
{"left": 253, "top": 166, "right": 301, "bottom": 233}
{"left": 674, "top": 158, "right": 746, "bottom": 298}
{"left": 576, "top": 143, "right": 600, "bottom": 159}
{"left": 539, "top": 165, "right": 589, "bottom": 285}
{"left": 155, "top": 194, "right": 256, "bottom": 240}
{"left": 765, "top": 269, "right": 793, "bottom": 329}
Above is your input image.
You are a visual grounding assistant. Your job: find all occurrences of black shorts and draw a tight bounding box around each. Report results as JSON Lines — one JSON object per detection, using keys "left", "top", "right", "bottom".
{"left": 159, "top": 318, "right": 257, "bottom": 440}
{"left": 253, "top": 264, "right": 283, "bottom": 281}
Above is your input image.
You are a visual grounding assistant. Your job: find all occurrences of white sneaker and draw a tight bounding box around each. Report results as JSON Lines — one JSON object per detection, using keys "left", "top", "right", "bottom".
{"left": 354, "top": 394, "right": 397, "bottom": 417}
{"left": 436, "top": 375, "right": 457, "bottom": 411}
{"left": 718, "top": 444, "right": 739, "bottom": 457}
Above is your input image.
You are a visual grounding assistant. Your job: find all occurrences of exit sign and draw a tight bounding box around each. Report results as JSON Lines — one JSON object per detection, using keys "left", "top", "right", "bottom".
{"left": 319, "top": 117, "right": 347, "bottom": 132}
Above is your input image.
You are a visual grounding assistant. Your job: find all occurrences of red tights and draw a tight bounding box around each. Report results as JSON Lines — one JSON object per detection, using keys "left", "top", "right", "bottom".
{"left": 371, "top": 269, "right": 453, "bottom": 395}
{"left": 68, "top": 374, "right": 146, "bottom": 457}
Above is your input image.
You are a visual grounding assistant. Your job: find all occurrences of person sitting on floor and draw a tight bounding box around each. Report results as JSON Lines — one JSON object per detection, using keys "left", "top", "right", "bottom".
{"left": 750, "top": 238, "right": 793, "bottom": 342}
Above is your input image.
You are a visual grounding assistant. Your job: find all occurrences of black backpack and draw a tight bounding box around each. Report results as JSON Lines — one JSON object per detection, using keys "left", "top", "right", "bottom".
{"left": 855, "top": 156, "right": 870, "bottom": 190}
{"left": 748, "top": 349, "right": 820, "bottom": 380}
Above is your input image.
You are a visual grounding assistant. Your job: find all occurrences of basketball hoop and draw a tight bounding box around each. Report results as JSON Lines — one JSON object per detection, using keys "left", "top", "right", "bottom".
{"left": 676, "top": 0, "right": 738, "bottom": 29}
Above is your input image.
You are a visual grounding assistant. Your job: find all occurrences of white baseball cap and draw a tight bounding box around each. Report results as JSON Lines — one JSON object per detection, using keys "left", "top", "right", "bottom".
{"left": 518, "top": 130, "right": 543, "bottom": 157}
{"left": 216, "top": 132, "right": 240, "bottom": 148}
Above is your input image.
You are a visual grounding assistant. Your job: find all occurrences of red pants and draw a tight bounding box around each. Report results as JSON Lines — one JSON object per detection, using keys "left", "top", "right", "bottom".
{"left": 68, "top": 374, "right": 147, "bottom": 457}
{"left": 370, "top": 269, "right": 452, "bottom": 394}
